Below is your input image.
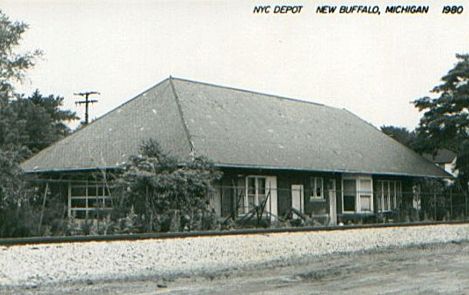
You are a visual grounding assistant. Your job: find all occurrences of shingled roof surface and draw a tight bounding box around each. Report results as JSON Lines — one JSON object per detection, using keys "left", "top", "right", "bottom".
{"left": 423, "top": 149, "right": 457, "bottom": 164}
{"left": 22, "top": 77, "right": 449, "bottom": 178}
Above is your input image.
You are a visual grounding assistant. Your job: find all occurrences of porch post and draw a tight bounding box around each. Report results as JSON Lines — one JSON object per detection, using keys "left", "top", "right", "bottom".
{"left": 67, "top": 181, "right": 71, "bottom": 218}
{"left": 85, "top": 179, "right": 89, "bottom": 220}
{"left": 231, "top": 180, "right": 237, "bottom": 220}
{"left": 38, "top": 183, "right": 49, "bottom": 234}
{"left": 219, "top": 185, "right": 223, "bottom": 217}
{"left": 268, "top": 186, "right": 272, "bottom": 221}
{"left": 416, "top": 188, "right": 420, "bottom": 221}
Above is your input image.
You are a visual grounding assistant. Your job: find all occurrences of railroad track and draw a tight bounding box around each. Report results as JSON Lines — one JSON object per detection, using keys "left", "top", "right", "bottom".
{"left": 1, "top": 220, "right": 468, "bottom": 246}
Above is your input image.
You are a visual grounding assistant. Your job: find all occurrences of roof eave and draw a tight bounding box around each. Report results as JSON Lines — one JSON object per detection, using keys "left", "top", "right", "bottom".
{"left": 213, "top": 163, "right": 452, "bottom": 179}
{"left": 21, "top": 166, "right": 121, "bottom": 174}
{"left": 22, "top": 162, "right": 452, "bottom": 179}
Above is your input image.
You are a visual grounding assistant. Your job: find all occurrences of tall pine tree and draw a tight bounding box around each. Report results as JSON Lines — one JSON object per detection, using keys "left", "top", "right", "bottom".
{"left": 11, "top": 90, "right": 78, "bottom": 154}
{"left": 381, "top": 125, "right": 417, "bottom": 150}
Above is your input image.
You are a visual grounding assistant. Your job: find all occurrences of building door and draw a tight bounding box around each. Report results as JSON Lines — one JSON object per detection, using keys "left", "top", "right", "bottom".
{"left": 245, "top": 176, "right": 278, "bottom": 221}
{"left": 291, "top": 184, "right": 304, "bottom": 214}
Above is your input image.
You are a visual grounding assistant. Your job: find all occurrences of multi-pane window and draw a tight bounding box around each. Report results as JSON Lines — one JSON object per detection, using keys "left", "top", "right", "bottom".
{"left": 376, "top": 180, "right": 402, "bottom": 212}
{"left": 359, "top": 179, "right": 372, "bottom": 212}
{"left": 310, "top": 177, "right": 324, "bottom": 199}
{"left": 244, "top": 176, "right": 267, "bottom": 213}
{"left": 342, "top": 176, "right": 373, "bottom": 213}
{"left": 69, "top": 182, "right": 112, "bottom": 219}
{"left": 343, "top": 179, "right": 356, "bottom": 212}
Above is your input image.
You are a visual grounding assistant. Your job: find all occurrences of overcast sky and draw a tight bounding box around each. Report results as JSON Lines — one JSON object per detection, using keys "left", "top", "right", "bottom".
{"left": 2, "top": 0, "right": 469, "bottom": 130}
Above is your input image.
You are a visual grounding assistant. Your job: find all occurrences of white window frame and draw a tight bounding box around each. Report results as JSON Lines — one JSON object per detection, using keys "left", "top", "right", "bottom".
{"left": 341, "top": 175, "right": 373, "bottom": 214}
{"left": 310, "top": 177, "right": 325, "bottom": 200}
{"left": 376, "top": 180, "right": 402, "bottom": 212}
{"left": 68, "top": 181, "right": 113, "bottom": 219}
{"left": 244, "top": 176, "right": 268, "bottom": 214}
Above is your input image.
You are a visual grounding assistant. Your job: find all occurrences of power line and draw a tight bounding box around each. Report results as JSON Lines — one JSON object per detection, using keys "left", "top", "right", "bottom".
{"left": 74, "top": 91, "right": 100, "bottom": 125}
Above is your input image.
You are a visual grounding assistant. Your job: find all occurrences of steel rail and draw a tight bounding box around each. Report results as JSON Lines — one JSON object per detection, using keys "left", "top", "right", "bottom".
{"left": 1, "top": 220, "right": 468, "bottom": 246}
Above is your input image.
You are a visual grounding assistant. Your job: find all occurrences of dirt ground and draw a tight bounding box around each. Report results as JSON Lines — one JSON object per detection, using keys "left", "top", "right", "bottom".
{"left": 7, "top": 241, "right": 469, "bottom": 294}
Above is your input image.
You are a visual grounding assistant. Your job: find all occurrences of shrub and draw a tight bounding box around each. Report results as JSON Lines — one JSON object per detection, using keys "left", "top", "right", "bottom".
{"left": 114, "top": 139, "right": 222, "bottom": 232}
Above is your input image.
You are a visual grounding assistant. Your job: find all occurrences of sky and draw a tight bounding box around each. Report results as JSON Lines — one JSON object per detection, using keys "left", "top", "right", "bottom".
{"left": 2, "top": 0, "right": 469, "bottom": 130}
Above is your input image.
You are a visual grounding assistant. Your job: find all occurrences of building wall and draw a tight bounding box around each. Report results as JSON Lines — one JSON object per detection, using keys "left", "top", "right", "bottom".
{"left": 216, "top": 169, "right": 416, "bottom": 225}
{"left": 31, "top": 169, "right": 420, "bottom": 224}
{"left": 216, "top": 168, "right": 340, "bottom": 224}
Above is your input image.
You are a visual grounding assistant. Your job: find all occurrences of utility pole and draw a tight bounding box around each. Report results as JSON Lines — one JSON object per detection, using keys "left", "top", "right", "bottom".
{"left": 75, "top": 91, "right": 100, "bottom": 125}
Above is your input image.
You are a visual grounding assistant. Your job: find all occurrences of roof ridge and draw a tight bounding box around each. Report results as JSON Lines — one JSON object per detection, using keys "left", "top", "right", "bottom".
{"left": 21, "top": 78, "right": 172, "bottom": 171}
{"left": 170, "top": 76, "right": 343, "bottom": 110}
{"left": 169, "top": 76, "right": 195, "bottom": 156}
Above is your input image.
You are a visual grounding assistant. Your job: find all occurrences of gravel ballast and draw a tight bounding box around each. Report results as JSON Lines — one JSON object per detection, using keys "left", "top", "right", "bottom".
{"left": 1, "top": 223, "right": 468, "bottom": 287}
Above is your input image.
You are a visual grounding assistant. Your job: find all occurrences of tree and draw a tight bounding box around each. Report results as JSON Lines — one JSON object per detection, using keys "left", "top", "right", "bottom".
{"left": 413, "top": 54, "right": 469, "bottom": 187}
{"left": 0, "top": 10, "right": 42, "bottom": 102}
{"left": 381, "top": 125, "right": 417, "bottom": 150}
{"left": 10, "top": 90, "right": 78, "bottom": 153}
{"left": 0, "top": 10, "right": 42, "bottom": 153}
{"left": 0, "top": 10, "right": 41, "bottom": 236}
{"left": 116, "top": 139, "right": 222, "bottom": 232}
{"left": 0, "top": 11, "right": 76, "bottom": 237}
{"left": 456, "top": 141, "right": 469, "bottom": 186}
{"left": 0, "top": 148, "right": 27, "bottom": 209}
{"left": 0, "top": 147, "right": 38, "bottom": 237}
{"left": 0, "top": 11, "right": 77, "bottom": 154}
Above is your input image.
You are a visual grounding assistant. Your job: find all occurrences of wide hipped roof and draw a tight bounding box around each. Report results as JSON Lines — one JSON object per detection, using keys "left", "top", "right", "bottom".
{"left": 22, "top": 77, "right": 449, "bottom": 178}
